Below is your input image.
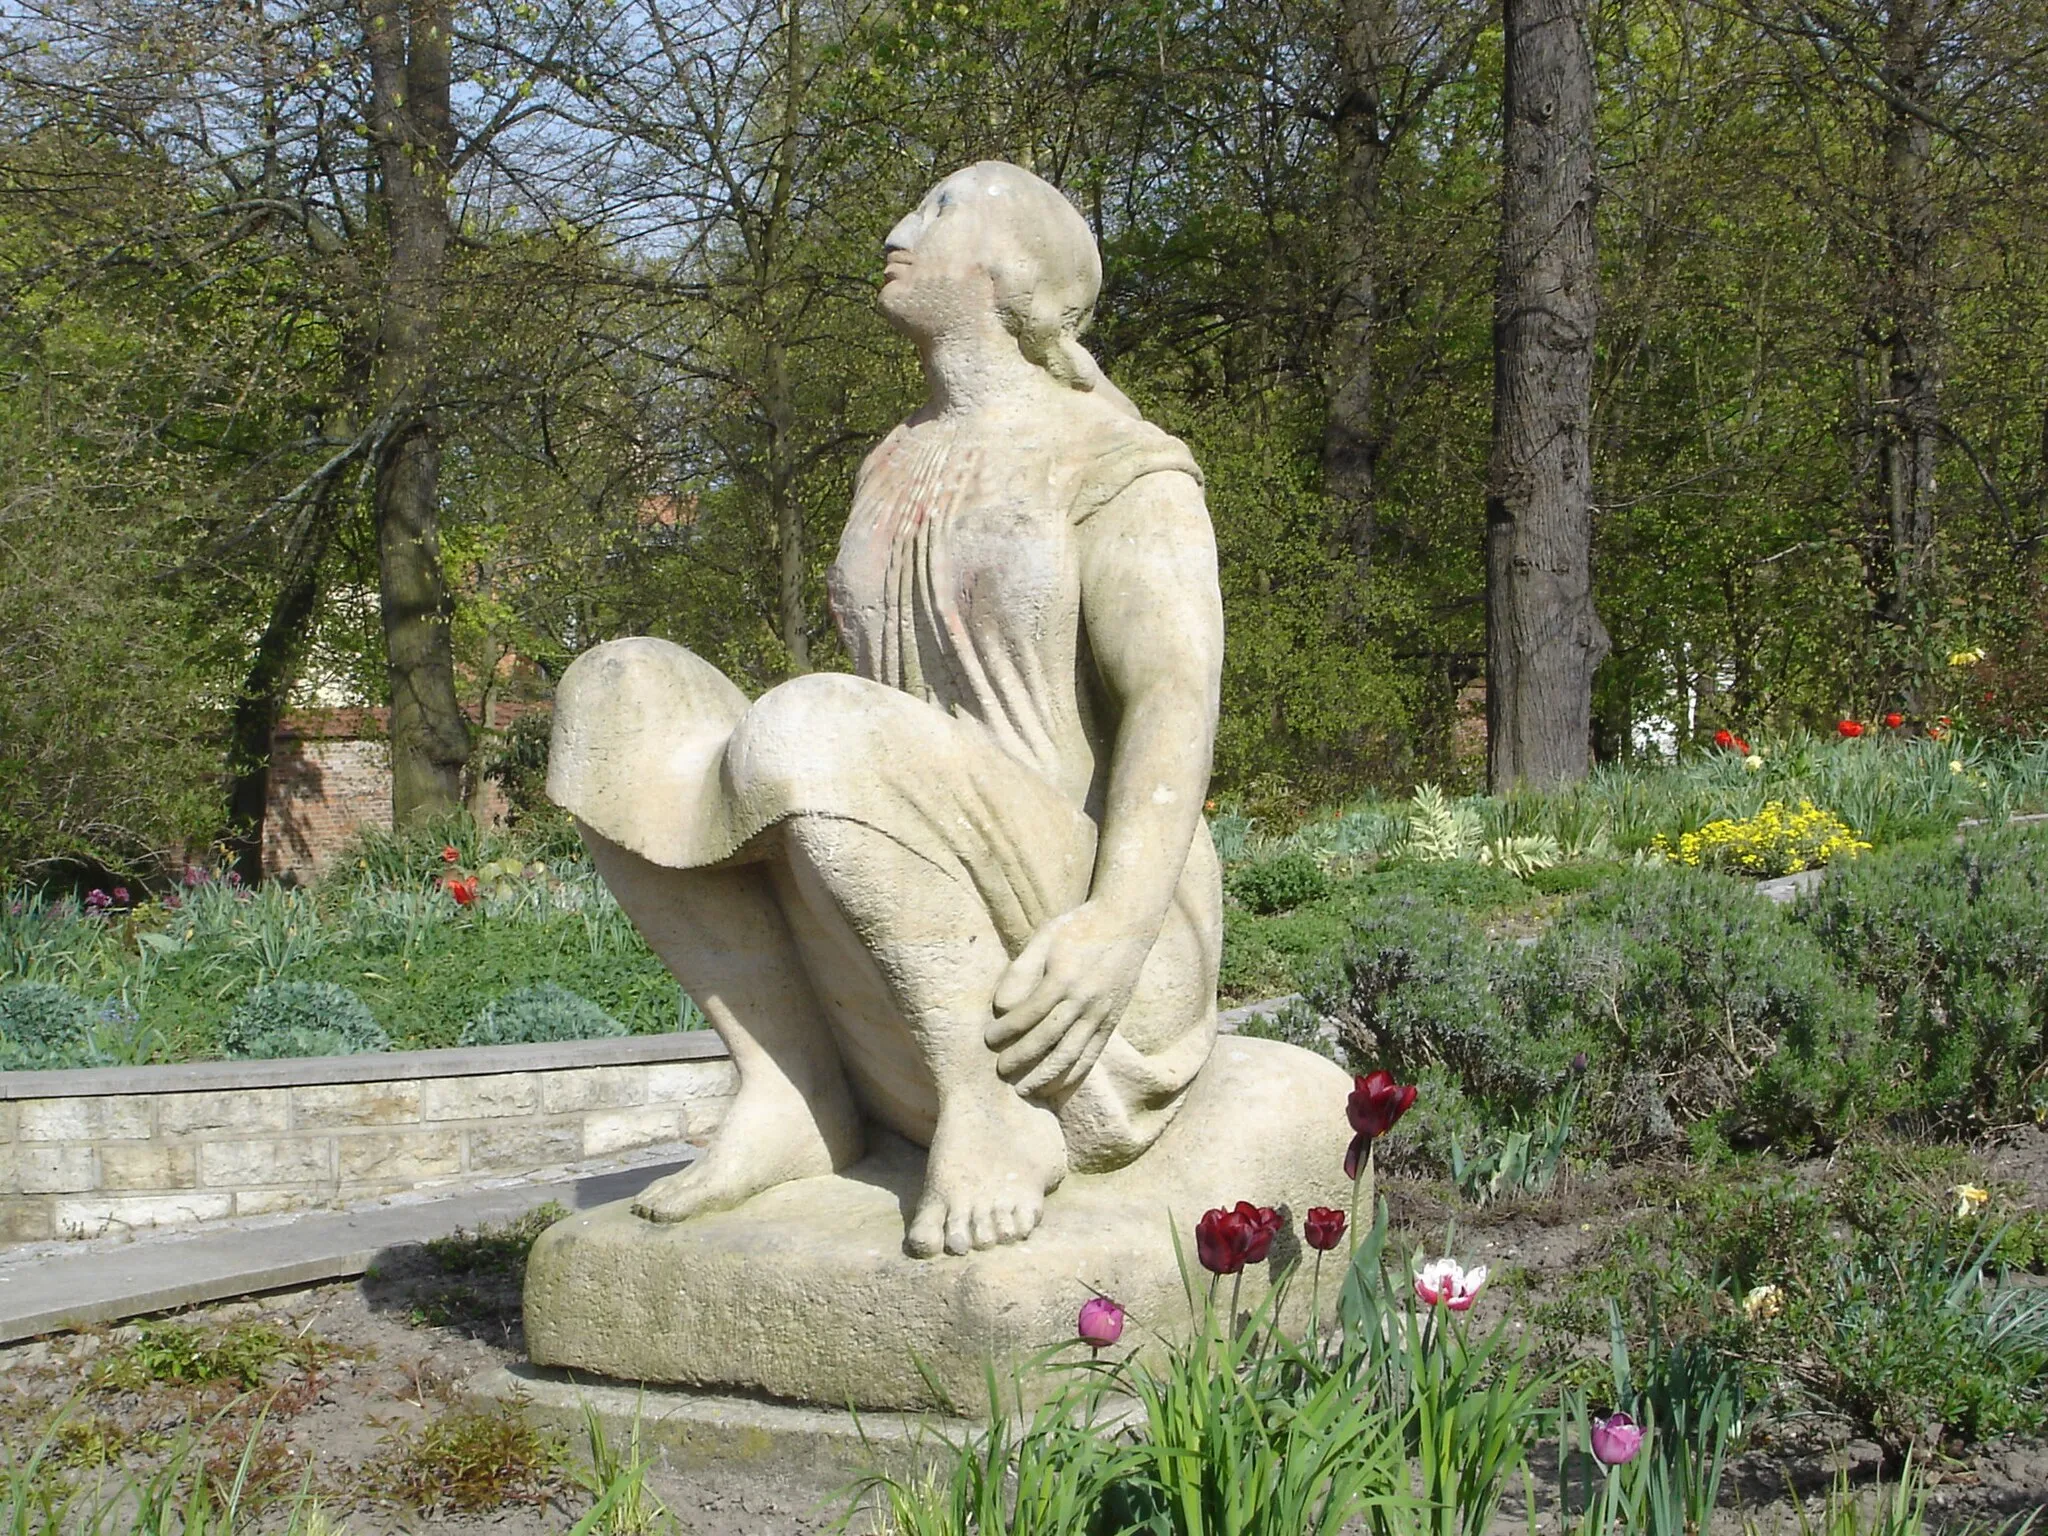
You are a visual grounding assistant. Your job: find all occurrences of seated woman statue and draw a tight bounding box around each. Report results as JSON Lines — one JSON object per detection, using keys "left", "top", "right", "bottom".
{"left": 548, "top": 161, "right": 1223, "bottom": 1259}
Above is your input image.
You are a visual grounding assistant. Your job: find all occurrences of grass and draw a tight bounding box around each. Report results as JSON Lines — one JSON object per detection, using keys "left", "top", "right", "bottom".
{"left": 370, "top": 1404, "right": 565, "bottom": 1514}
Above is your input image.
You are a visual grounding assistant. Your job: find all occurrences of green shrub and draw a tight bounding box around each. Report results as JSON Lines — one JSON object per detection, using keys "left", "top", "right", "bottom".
{"left": 1227, "top": 851, "right": 1330, "bottom": 914}
{"left": 1798, "top": 824, "right": 2048, "bottom": 1130}
{"left": 0, "top": 981, "right": 109, "bottom": 1070}
{"left": 1514, "top": 865, "right": 1885, "bottom": 1150}
{"left": 458, "top": 982, "right": 625, "bottom": 1046}
{"left": 219, "top": 980, "right": 390, "bottom": 1059}
{"left": 1303, "top": 896, "right": 1557, "bottom": 1113}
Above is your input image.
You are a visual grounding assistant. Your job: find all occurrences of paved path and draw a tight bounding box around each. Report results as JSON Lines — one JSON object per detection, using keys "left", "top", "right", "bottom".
{"left": 0, "top": 1152, "right": 689, "bottom": 1344}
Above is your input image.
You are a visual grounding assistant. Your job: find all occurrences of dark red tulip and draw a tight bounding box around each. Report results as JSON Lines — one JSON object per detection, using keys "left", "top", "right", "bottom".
{"left": 1303, "top": 1207, "right": 1346, "bottom": 1252}
{"left": 1195, "top": 1202, "right": 1282, "bottom": 1275}
{"left": 1713, "top": 728, "right": 1734, "bottom": 749}
{"left": 1347, "top": 1070, "right": 1417, "bottom": 1141}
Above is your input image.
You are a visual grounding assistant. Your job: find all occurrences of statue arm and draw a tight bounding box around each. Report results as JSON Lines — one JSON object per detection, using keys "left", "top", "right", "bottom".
{"left": 986, "top": 471, "right": 1222, "bottom": 1096}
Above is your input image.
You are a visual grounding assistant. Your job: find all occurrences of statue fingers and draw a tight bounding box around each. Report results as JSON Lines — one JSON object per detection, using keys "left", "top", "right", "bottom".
{"left": 991, "top": 923, "right": 1059, "bottom": 1015}
{"left": 987, "top": 967, "right": 1071, "bottom": 1048}
{"left": 1012, "top": 1010, "right": 1114, "bottom": 1098}
{"left": 995, "top": 996, "right": 1084, "bottom": 1080}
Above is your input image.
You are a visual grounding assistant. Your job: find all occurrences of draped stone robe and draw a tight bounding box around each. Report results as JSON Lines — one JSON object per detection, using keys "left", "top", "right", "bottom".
{"left": 550, "top": 390, "right": 1222, "bottom": 1171}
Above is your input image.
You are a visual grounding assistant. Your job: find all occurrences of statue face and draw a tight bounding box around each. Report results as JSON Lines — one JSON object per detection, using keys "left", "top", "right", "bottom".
{"left": 878, "top": 165, "right": 1022, "bottom": 340}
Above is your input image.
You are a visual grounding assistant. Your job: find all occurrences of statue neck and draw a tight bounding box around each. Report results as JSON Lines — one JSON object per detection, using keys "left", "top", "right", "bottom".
{"left": 916, "top": 320, "right": 1047, "bottom": 416}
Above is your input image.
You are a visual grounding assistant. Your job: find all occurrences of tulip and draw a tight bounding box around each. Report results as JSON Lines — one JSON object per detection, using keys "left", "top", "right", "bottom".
{"left": 1195, "top": 1202, "right": 1281, "bottom": 1275}
{"left": 1414, "top": 1257, "right": 1487, "bottom": 1311}
{"left": 1345, "top": 1070, "right": 1417, "bottom": 1179}
{"left": 1837, "top": 719, "right": 1864, "bottom": 738}
{"left": 85, "top": 889, "right": 110, "bottom": 910}
{"left": 441, "top": 845, "right": 461, "bottom": 864}
{"left": 1713, "top": 728, "right": 1734, "bottom": 749}
{"left": 1744, "top": 755, "right": 1764, "bottom": 771}
{"left": 112, "top": 887, "right": 130, "bottom": 906}
{"left": 1590, "top": 1411, "right": 1643, "bottom": 1467}
{"left": 1734, "top": 737, "right": 1751, "bottom": 754}
{"left": 1883, "top": 712, "right": 1904, "bottom": 729}
{"left": 1077, "top": 1296, "right": 1125, "bottom": 1350}
{"left": 1303, "top": 1207, "right": 1347, "bottom": 1252}
{"left": 444, "top": 876, "right": 480, "bottom": 907}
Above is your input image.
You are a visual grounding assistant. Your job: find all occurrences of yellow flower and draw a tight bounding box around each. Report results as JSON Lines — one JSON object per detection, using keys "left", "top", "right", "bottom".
{"left": 1948, "top": 648, "right": 1984, "bottom": 667}
{"left": 1950, "top": 759, "right": 1966, "bottom": 774}
{"left": 1743, "top": 1283, "right": 1785, "bottom": 1321}
{"left": 1744, "top": 755, "right": 1764, "bottom": 771}
{"left": 1952, "top": 1184, "right": 1990, "bottom": 1219}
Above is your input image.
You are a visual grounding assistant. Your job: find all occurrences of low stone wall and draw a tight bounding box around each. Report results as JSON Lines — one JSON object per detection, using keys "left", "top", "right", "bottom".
{"left": 0, "top": 1033, "right": 735, "bottom": 1244}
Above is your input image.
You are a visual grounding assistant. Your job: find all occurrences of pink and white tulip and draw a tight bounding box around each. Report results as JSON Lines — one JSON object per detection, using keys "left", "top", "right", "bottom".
{"left": 1413, "top": 1258, "right": 1487, "bottom": 1311}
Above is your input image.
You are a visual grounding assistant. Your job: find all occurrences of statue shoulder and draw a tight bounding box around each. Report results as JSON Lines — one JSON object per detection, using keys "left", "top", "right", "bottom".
{"left": 1060, "top": 394, "right": 1204, "bottom": 525}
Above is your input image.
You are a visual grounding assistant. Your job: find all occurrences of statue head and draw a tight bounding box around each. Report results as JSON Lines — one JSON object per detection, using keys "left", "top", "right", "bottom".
{"left": 880, "top": 161, "right": 1129, "bottom": 404}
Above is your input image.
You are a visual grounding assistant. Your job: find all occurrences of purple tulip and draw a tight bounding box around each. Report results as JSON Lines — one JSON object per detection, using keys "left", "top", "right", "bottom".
{"left": 85, "top": 889, "right": 110, "bottom": 910}
{"left": 1077, "top": 1296, "right": 1125, "bottom": 1350}
{"left": 112, "top": 887, "right": 130, "bottom": 906}
{"left": 1591, "top": 1411, "right": 1643, "bottom": 1467}
{"left": 182, "top": 865, "right": 206, "bottom": 887}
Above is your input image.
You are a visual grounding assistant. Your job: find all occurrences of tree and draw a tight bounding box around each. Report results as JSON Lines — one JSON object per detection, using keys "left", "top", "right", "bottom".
{"left": 1486, "top": 0, "right": 1609, "bottom": 790}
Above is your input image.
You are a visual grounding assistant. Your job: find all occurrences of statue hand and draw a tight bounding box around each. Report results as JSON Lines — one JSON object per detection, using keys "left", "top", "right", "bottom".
{"left": 986, "top": 901, "right": 1151, "bottom": 1098}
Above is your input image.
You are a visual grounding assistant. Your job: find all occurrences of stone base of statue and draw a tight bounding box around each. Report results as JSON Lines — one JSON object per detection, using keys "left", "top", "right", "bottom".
{"left": 522, "top": 1037, "right": 1359, "bottom": 1413}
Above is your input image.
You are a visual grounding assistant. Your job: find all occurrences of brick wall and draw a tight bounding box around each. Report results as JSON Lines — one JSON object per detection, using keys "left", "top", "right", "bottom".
{"left": 263, "top": 700, "right": 548, "bottom": 882}
{"left": 0, "top": 1035, "right": 735, "bottom": 1245}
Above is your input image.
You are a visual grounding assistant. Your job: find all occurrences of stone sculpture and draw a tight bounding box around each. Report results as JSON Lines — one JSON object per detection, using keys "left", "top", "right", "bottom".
{"left": 526, "top": 163, "right": 1358, "bottom": 1409}
{"left": 548, "top": 161, "right": 1225, "bottom": 1258}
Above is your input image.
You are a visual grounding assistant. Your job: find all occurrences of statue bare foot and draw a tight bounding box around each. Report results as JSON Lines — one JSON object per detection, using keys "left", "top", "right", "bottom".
{"left": 633, "top": 1087, "right": 862, "bottom": 1224}
{"left": 905, "top": 1089, "right": 1066, "bottom": 1257}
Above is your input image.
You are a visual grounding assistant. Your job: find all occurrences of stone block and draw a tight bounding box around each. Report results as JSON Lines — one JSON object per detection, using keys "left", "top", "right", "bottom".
{"left": 234, "top": 1188, "right": 319, "bottom": 1217}
{"left": 0, "top": 1102, "right": 17, "bottom": 1144}
{"left": 644, "top": 1061, "right": 739, "bottom": 1106}
{"left": 55, "top": 1191, "right": 234, "bottom": 1234}
{"left": 581, "top": 1107, "right": 688, "bottom": 1158}
{"left": 4, "top": 1144, "right": 96, "bottom": 1194}
{"left": 421, "top": 1073, "right": 539, "bottom": 1122}
{"left": 158, "top": 1090, "right": 290, "bottom": 1136}
{"left": 542, "top": 1067, "right": 646, "bottom": 1114}
{"left": 199, "top": 1137, "right": 334, "bottom": 1189}
{"left": 525, "top": 1038, "right": 1356, "bottom": 1413}
{"left": 468, "top": 1120, "right": 583, "bottom": 1171}
{"left": 1, "top": 1195, "right": 54, "bottom": 1243}
{"left": 292, "top": 1081, "right": 421, "bottom": 1129}
{"left": 337, "top": 1130, "right": 461, "bottom": 1184}
{"left": 98, "top": 1143, "right": 198, "bottom": 1192}
{"left": 17, "top": 1096, "right": 152, "bottom": 1142}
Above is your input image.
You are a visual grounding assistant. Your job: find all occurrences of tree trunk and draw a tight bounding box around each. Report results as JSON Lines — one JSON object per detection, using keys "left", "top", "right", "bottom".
{"left": 1323, "top": 0, "right": 1391, "bottom": 582}
{"left": 1871, "top": 0, "right": 1940, "bottom": 627}
{"left": 767, "top": 0, "right": 808, "bottom": 672}
{"left": 1486, "top": 0, "right": 1609, "bottom": 792}
{"left": 363, "top": 0, "right": 468, "bottom": 824}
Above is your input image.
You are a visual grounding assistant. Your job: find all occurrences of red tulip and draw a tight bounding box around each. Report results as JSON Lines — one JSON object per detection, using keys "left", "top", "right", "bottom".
{"left": 1734, "top": 737, "right": 1751, "bottom": 755}
{"left": 444, "top": 875, "right": 479, "bottom": 906}
{"left": 1303, "top": 1207, "right": 1347, "bottom": 1252}
{"left": 1077, "top": 1296, "right": 1125, "bottom": 1349}
{"left": 1837, "top": 720, "right": 1864, "bottom": 738}
{"left": 1883, "top": 712, "right": 1904, "bottom": 729}
{"left": 1347, "top": 1070, "right": 1418, "bottom": 1140}
{"left": 1713, "top": 728, "right": 1734, "bottom": 750}
{"left": 1195, "top": 1202, "right": 1281, "bottom": 1275}
{"left": 441, "top": 845, "right": 461, "bottom": 864}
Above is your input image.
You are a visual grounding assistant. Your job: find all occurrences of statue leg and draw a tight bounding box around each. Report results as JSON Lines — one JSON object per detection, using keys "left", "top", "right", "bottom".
{"left": 775, "top": 814, "right": 1068, "bottom": 1258}
{"left": 581, "top": 829, "right": 865, "bottom": 1224}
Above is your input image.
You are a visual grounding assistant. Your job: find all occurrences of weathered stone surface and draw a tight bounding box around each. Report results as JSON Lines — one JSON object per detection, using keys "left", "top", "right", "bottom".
{"left": 18, "top": 1097, "right": 152, "bottom": 1142}
{"left": 158, "top": 1090, "right": 290, "bottom": 1136}
{"left": 421, "top": 1073, "right": 540, "bottom": 1121}
{"left": 200, "top": 1137, "right": 334, "bottom": 1189}
{"left": 292, "top": 1081, "right": 422, "bottom": 1128}
{"left": 336, "top": 1131, "right": 460, "bottom": 1184}
{"left": 7, "top": 1145, "right": 96, "bottom": 1194}
{"left": 469, "top": 1120, "right": 584, "bottom": 1170}
{"left": 98, "top": 1144, "right": 198, "bottom": 1192}
{"left": 581, "top": 1107, "right": 687, "bottom": 1158}
{"left": 56, "top": 1192, "right": 234, "bottom": 1233}
{"left": 540, "top": 1067, "right": 647, "bottom": 1115}
{"left": 525, "top": 1037, "right": 1359, "bottom": 1412}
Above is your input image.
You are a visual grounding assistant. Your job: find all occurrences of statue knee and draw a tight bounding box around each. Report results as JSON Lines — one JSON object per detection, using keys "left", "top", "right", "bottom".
{"left": 726, "top": 673, "right": 893, "bottom": 817}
